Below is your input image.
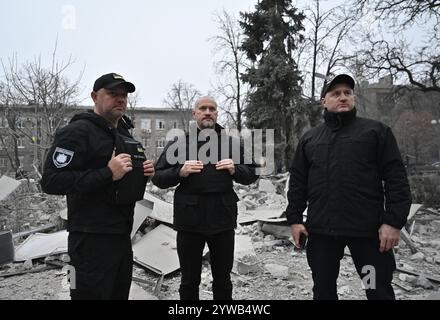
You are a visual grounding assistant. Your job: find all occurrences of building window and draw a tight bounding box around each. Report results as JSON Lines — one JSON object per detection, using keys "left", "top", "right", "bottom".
{"left": 0, "top": 158, "right": 6, "bottom": 168}
{"left": 17, "top": 138, "right": 25, "bottom": 149}
{"left": 16, "top": 118, "right": 24, "bottom": 129}
{"left": 142, "top": 138, "right": 150, "bottom": 148}
{"left": 0, "top": 117, "right": 9, "bottom": 128}
{"left": 141, "top": 118, "right": 151, "bottom": 132}
{"left": 156, "top": 139, "right": 166, "bottom": 148}
{"left": 173, "top": 121, "right": 179, "bottom": 129}
{"left": 156, "top": 119, "right": 165, "bottom": 130}
{"left": 26, "top": 117, "right": 35, "bottom": 128}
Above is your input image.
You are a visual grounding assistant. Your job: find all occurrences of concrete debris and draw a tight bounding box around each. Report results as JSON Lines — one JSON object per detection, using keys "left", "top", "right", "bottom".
{"left": 410, "top": 252, "right": 425, "bottom": 261}
{"left": 258, "top": 179, "right": 276, "bottom": 193}
{"left": 132, "top": 224, "right": 179, "bottom": 276}
{"left": 337, "top": 285, "right": 351, "bottom": 295}
{"left": 23, "top": 259, "right": 33, "bottom": 270}
{"left": 14, "top": 230, "right": 68, "bottom": 262}
{"left": 0, "top": 176, "right": 438, "bottom": 300}
{"left": 59, "top": 208, "right": 67, "bottom": 220}
{"left": 399, "top": 273, "right": 416, "bottom": 283}
{"left": 264, "top": 264, "right": 289, "bottom": 279}
{"left": 426, "top": 290, "right": 440, "bottom": 300}
{"left": 0, "top": 175, "right": 21, "bottom": 202}
{"left": 142, "top": 192, "right": 173, "bottom": 224}
{"left": 415, "top": 275, "right": 434, "bottom": 289}
{"left": 260, "top": 222, "right": 291, "bottom": 239}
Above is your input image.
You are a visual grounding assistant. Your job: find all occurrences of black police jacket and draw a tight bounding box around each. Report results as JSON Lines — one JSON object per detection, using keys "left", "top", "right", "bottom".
{"left": 285, "top": 108, "right": 412, "bottom": 238}
{"left": 40, "top": 111, "right": 148, "bottom": 234}
{"left": 152, "top": 123, "right": 259, "bottom": 234}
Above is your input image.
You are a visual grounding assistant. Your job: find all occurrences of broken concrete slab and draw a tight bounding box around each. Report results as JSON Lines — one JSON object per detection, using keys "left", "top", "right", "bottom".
{"left": 129, "top": 282, "right": 159, "bottom": 300}
{"left": 260, "top": 222, "right": 292, "bottom": 239}
{"left": 14, "top": 230, "right": 68, "bottom": 262}
{"left": 0, "top": 175, "right": 21, "bottom": 201}
{"left": 408, "top": 204, "right": 423, "bottom": 220}
{"left": 131, "top": 200, "right": 153, "bottom": 240}
{"left": 233, "top": 235, "right": 260, "bottom": 275}
{"left": 258, "top": 179, "right": 276, "bottom": 193}
{"left": 132, "top": 224, "right": 178, "bottom": 276}
{"left": 426, "top": 290, "right": 440, "bottom": 300}
{"left": 143, "top": 192, "right": 173, "bottom": 224}
{"left": 59, "top": 208, "right": 67, "bottom": 220}
{"left": 264, "top": 263, "right": 289, "bottom": 279}
{"left": 238, "top": 208, "right": 285, "bottom": 225}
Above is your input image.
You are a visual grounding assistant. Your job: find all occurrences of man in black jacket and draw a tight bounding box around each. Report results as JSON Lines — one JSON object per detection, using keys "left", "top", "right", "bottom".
{"left": 152, "top": 96, "right": 258, "bottom": 300}
{"left": 286, "top": 74, "right": 411, "bottom": 300}
{"left": 41, "top": 73, "right": 155, "bottom": 300}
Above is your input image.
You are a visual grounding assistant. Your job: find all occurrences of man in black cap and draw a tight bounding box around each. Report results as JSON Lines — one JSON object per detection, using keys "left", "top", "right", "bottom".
{"left": 285, "top": 74, "right": 411, "bottom": 300}
{"left": 41, "top": 73, "right": 155, "bottom": 300}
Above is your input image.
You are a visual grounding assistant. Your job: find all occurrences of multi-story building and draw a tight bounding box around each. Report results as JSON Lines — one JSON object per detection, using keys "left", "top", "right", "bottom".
{"left": 0, "top": 104, "right": 192, "bottom": 177}
{"left": 357, "top": 76, "right": 440, "bottom": 165}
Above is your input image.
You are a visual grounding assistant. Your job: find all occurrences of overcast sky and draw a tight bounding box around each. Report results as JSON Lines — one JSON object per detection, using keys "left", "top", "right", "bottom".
{"left": 0, "top": 0, "right": 425, "bottom": 107}
{"left": 1, "top": 0, "right": 263, "bottom": 106}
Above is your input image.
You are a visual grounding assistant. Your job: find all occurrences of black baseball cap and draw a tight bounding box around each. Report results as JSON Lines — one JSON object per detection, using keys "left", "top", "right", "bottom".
{"left": 322, "top": 74, "right": 355, "bottom": 98}
{"left": 93, "top": 73, "right": 135, "bottom": 93}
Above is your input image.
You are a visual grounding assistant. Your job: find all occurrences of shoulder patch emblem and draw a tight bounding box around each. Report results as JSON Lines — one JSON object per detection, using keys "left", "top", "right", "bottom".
{"left": 52, "top": 147, "right": 74, "bottom": 168}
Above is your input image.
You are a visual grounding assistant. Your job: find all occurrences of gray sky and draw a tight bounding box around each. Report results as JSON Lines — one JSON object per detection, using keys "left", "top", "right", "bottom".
{"left": 0, "top": 0, "right": 258, "bottom": 106}
{"left": 0, "top": 0, "right": 427, "bottom": 107}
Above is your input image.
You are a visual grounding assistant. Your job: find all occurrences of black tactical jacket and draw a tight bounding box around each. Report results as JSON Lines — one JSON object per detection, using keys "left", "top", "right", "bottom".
{"left": 286, "top": 108, "right": 411, "bottom": 238}
{"left": 41, "top": 111, "right": 148, "bottom": 234}
{"left": 152, "top": 124, "right": 258, "bottom": 234}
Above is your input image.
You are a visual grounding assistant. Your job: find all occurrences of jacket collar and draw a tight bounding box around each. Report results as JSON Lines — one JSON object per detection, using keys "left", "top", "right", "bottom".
{"left": 323, "top": 107, "right": 357, "bottom": 131}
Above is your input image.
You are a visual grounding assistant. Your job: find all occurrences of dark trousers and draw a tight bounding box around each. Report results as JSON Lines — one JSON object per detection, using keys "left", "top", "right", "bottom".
{"left": 68, "top": 232, "right": 133, "bottom": 300}
{"left": 176, "top": 230, "right": 235, "bottom": 300}
{"left": 306, "top": 233, "right": 396, "bottom": 300}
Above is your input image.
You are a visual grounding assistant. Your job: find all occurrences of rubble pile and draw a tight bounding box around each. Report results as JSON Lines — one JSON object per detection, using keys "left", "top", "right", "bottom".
{"left": 0, "top": 173, "right": 439, "bottom": 300}
{"left": 0, "top": 176, "right": 65, "bottom": 234}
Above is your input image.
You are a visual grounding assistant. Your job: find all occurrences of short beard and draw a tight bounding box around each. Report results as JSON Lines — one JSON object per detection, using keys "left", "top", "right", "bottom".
{"left": 200, "top": 120, "right": 215, "bottom": 129}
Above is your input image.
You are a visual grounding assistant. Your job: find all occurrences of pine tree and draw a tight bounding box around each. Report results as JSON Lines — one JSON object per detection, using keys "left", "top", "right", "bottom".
{"left": 240, "top": 0, "right": 305, "bottom": 171}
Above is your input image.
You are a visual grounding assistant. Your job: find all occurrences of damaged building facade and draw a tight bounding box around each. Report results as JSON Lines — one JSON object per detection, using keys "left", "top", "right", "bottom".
{"left": 0, "top": 104, "right": 192, "bottom": 177}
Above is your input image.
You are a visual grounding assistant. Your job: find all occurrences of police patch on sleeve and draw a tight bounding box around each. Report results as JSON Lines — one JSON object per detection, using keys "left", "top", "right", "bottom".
{"left": 52, "top": 147, "right": 74, "bottom": 168}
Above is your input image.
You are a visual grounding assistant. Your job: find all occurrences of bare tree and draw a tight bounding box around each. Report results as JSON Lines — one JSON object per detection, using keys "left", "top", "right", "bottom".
{"left": 0, "top": 43, "right": 82, "bottom": 178}
{"left": 163, "top": 80, "right": 201, "bottom": 132}
{"left": 210, "top": 9, "right": 249, "bottom": 131}
{"left": 355, "top": 37, "right": 440, "bottom": 93}
{"left": 354, "top": 0, "right": 440, "bottom": 31}
{"left": 300, "top": 2, "right": 358, "bottom": 99}
{"left": 348, "top": 0, "right": 439, "bottom": 94}
{"left": 126, "top": 90, "right": 140, "bottom": 123}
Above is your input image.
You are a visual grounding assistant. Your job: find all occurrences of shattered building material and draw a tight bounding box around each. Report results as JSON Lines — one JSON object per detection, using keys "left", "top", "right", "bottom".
{"left": 0, "top": 175, "right": 21, "bottom": 202}
{"left": 0, "top": 230, "right": 14, "bottom": 265}
{"left": 12, "top": 223, "right": 57, "bottom": 240}
{"left": 400, "top": 228, "right": 418, "bottom": 254}
{"left": 132, "top": 224, "right": 179, "bottom": 276}
{"left": 238, "top": 208, "right": 285, "bottom": 225}
{"left": 0, "top": 265, "right": 58, "bottom": 278}
{"left": 14, "top": 230, "right": 68, "bottom": 262}
{"left": 396, "top": 266, "right": 440, "bottom": 284}
{"left": 233, "top": 235, "right": 260, "bottom": 275}
{"left": 129, "top": 282, "right": 159, "bottom": 300}
{"left": 260, "top": 222, "right": 291, "bottom": 239}
{"left": 131, "top": 200, "right": 153, "bottom": 240}
{"left": 408, "top": 204, "right": 423, "bottom": 220}
{"left": 143, "top": 192, "right": 173, "bottom": 224}
{"left": 59, "top": 208, "right": 67, "bottom": 220}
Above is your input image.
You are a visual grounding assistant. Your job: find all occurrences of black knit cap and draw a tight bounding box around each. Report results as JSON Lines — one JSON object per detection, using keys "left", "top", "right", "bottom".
{"left": 322, "top": 74, "right": 354, "bottom": 98}
{"left": 93, "top": 73, "right": 135, "bottom": 93}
